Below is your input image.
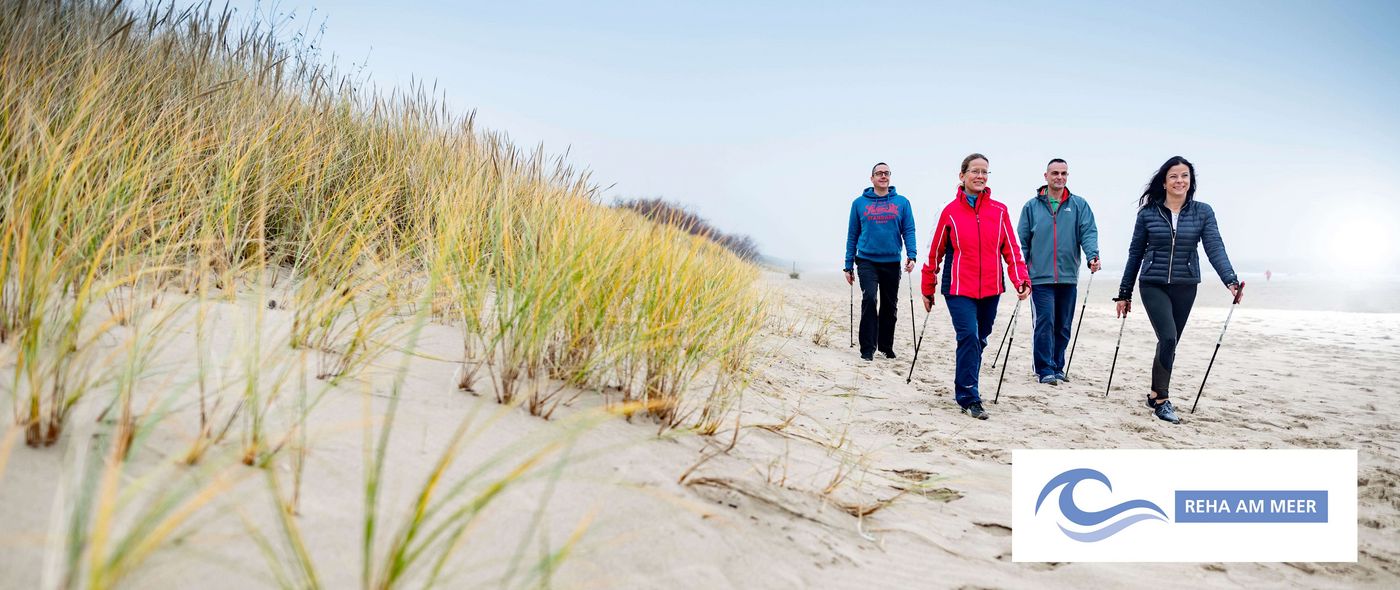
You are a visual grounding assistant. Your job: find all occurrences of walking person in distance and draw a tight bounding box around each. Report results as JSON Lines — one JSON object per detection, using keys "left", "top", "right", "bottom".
{"left": 844, "top": 162, "right": 917, "bottom": 361}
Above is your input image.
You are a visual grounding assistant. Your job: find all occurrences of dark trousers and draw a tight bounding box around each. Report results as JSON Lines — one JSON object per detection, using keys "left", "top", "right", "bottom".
{"left": 1139, "top": 283, "right": 1198, "bottom": 399}
{"left": 945, "top": 294, "right": 1000, "bottom": 407}
{"left": 855, "top": 258, "right": 901, "bottom": 356}
{"left": 1031, "top": 284, "right": 1077, "bottom": 378}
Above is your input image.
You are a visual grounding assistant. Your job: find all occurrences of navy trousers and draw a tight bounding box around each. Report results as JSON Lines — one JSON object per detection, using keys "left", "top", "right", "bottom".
{"left": 1031, "top": 284, "right": 1077, "bottom": 379}
{"left": 945, "top": 294, "right": 1000, "bottom": 408}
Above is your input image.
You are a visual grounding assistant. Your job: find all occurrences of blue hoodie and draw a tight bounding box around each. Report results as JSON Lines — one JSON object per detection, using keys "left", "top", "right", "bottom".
{"left": 844, "top": 186, "right": 916, "bottom": 270}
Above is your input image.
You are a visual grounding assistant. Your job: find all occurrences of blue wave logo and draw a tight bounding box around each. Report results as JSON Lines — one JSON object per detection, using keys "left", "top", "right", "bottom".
{"left": 1035, "top": 468, "right": 1168, "bottom": 542}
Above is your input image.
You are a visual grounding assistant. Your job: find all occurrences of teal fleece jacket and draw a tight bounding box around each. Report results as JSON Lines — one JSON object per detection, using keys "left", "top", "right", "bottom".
{"left": 1016, "top": 187, "right": 1099, "bottom": 285}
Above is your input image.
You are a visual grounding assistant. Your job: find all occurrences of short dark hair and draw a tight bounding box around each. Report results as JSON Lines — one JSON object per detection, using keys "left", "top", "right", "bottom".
{"left": 871, "top": 162, "right": 889, "bottom": 175}
{"left": 1047, "top": 158, "right": 1067, "bottom": 169}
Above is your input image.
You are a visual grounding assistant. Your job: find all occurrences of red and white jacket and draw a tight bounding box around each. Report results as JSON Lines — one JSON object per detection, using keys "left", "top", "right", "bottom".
{"left": 922, "top": 187, "right": 1030, "bottom": 299}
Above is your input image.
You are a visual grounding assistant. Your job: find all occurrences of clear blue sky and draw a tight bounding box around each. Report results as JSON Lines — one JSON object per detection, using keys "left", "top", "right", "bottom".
{"left": 193, "top": 0, "right": 1400, "bottom": 276}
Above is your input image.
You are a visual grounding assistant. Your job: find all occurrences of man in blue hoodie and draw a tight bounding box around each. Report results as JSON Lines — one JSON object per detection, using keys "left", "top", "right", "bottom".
{"left": 1017, "top": 159, "right": 1100, "bottom": 385}
{"left": 844, "top": 162, "right": 917, "bottom": 361}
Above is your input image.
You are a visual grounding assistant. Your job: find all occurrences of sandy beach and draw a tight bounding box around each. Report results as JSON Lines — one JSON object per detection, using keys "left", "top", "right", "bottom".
{"left": 3, "top": 270, "right": 1397, "bottom": 589}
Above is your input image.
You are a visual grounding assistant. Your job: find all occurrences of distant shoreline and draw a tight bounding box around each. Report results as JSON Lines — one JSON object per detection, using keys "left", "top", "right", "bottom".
{"left": 784, "top": 270, "right": 1400, "bottom": 314}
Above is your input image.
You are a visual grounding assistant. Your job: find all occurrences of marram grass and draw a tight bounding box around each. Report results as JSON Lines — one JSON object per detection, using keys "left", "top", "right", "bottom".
{"left": 2, "top": 0, "right": 768, "bottom": 586}
{"left": 2, "top": 0, "right": 765, "bottom": 441}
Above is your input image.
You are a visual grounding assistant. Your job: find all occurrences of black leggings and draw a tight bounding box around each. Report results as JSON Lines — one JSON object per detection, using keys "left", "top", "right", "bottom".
{"left": 1139, "top": 283, "right": 1198, "bottom": 399}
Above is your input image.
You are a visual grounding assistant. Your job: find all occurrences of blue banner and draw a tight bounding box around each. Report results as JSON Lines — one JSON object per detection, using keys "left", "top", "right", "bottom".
{"left": 1175, "top": 491, "right": 1328, "bottom": 523}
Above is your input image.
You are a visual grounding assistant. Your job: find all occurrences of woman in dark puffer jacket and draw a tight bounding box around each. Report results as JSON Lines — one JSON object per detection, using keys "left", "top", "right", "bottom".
{"left": 1114, "top": 156, "right": 1242, "bottom": 424}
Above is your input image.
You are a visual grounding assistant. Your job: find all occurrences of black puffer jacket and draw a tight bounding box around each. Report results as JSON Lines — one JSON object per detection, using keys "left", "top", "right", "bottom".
{"left": 1117, "top": 199, "right": 1237, "bottom": 300}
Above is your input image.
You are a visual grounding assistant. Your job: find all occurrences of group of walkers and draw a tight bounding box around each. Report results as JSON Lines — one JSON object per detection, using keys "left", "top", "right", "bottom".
{"left": 843, "top": 155, "right": 1241, "bottom": 425}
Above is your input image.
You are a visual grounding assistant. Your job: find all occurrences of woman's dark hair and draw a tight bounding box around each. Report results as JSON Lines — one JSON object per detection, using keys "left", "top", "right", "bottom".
{"left": 1140, "top": 155, "right": 1196, "bottom": 208}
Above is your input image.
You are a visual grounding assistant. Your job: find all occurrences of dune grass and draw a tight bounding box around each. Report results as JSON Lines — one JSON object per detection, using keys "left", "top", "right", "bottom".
{"left": 2, "top": 0, "right": 764, "bottom": 438}
{"left": 2, "top": 0, "right": 770, "bottom": 585}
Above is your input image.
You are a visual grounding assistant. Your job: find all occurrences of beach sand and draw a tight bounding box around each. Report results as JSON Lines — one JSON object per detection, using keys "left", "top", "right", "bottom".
{"left": 2, "top": 271, "right": 1398, "bottom": 588}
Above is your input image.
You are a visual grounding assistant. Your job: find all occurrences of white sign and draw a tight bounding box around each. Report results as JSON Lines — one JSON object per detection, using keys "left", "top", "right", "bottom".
{"left": 1012, "top": 449, "right": 1357, "bottom": 562}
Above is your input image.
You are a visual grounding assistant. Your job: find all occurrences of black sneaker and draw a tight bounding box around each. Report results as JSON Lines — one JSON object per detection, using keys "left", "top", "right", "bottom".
{"left": 1153, "top": 400, "right": 1182, "bottom": 424}
{"left": 861, "top": 353, "right": 874, "bottom": 361}
{"left": 881, "top": 350, "right": 897, "bottom": 359}
{"left": 962, "top": 402, "right": 989, "bottom": 420}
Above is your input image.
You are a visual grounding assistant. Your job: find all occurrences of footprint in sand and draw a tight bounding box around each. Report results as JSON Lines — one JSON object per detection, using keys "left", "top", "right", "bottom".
{"left": 1120, "top": 421, "right": 1152, "bottom": 434}
{"left": 876, "top": 420, "right": 921, "bottom": 437}
{"left": 1285, "top": 436, "right": 1344, "bottom": 449}
{"left": 1358, "top": 467, "right": 1399, "bottom": 501}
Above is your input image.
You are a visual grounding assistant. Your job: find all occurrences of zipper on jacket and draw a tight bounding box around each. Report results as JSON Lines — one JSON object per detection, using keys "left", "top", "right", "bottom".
{"left": 1051, "top": 203, "right": 1059, "bottom": 283}
{"left": 976, "top": 209, "right": 984, "bottom": 298}
{"left": 1157, "top": 206, "right": 1177, "bottom": 284}
{"left": 1040, "top": 194, "right": 1062, "bottom": 284}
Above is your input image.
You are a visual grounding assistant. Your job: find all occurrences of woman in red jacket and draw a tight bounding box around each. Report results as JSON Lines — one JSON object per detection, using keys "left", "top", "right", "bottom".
{"left": 921, "top": 153, "right": 1031, "bottom": 420}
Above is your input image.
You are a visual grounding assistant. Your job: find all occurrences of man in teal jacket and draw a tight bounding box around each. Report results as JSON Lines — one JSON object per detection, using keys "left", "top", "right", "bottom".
{"left": 844, "top": 162, "right": 917, "bottom": 361}
{"left": 1017, "top": 159, "right": 1100, "bottom": 385}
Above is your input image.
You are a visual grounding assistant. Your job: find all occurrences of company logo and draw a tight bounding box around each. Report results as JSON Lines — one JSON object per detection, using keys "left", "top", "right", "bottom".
{"left": 1013, "top": 450, "right": 1357, "bottom": 562}
{"left": 863, "top": 202, "right": 900, "bottom": 223}
{"left": 1035, "top": 468, "right": 1167, "bottom": 542}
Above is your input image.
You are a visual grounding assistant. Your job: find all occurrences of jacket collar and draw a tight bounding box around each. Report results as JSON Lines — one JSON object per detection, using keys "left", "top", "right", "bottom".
{"left": 956, "top": 186, "right": 990, "bottom": 209}
{"left": 1153, "top": 199, "right": 1193, "bottom": 214}
{"left": 1036, "top": 185, "right": 1073, "bottom": 204}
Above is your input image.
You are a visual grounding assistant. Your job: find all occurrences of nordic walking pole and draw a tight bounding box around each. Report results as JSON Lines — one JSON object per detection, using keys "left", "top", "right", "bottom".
{"left": 1190, "top": 282, "right": 1246, "bottom": 414}
{"left": 1104, "top": 300, "right": 1130, "bottom": 397}
{"left": 1063, "top": 270, "right": 1094, "bottom": 380}
{"left": 906, "top": 294, "right": 934, "bottom": 384}
{"left": 849, "top": 276, "right": 855, "bottom": 348}
{"left": 991, "top": 304, "right": 1015, "bottom": 369}
{"left": 906, "top": 269, "right": 916, "bottom": 348}
{"left": 992, "top": 298, "right": 1023, "bottom": 404}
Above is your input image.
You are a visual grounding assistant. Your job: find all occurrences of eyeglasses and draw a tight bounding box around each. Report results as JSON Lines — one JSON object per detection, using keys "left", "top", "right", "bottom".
{"left": 873, "top": 171, "right": 891, "bottom": 177}
{"left": 966, "top": 168, "right": 990, "bottom": 176}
